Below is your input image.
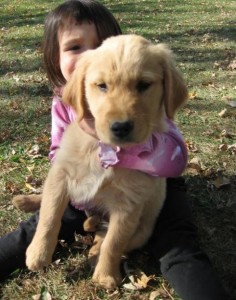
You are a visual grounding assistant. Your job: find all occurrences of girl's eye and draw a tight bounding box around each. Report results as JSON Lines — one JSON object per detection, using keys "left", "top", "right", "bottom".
{"left": 97, "top": 83, "right": 108, "bottom": 92}
{"left": 136, "top": 81, "right": 152, "bottom": 93}
{"left": 68, "top": 45, "right": 81, "bottom": 51}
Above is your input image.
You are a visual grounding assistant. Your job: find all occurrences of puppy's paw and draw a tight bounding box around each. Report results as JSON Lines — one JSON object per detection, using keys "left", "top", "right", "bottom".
{"left": 26, "top": 241, "right": 52, "bottom": 271}
{"left": 87, "top": 230, "right": 106, "bottom": 268}
{"left": 92, "top": 265, "right": 122, "bottom": 290}
{"left": 83, "top": 215, "right": 101, "bottom": 232}
{"left": 88, "top": 250, "right": 99, "bottom": 269}
{"left": 12, "top": 194, "right": 41, "bottom": 212}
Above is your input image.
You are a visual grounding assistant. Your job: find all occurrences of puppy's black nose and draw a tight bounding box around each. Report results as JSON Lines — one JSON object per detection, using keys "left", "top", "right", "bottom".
{"left": 111, "top": 121, "right": 134, "bottom": 139}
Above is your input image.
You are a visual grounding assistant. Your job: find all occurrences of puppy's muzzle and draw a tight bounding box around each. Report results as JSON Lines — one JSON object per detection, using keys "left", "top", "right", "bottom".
{"left": 110, "top": 120, "right": 134, "bottom": 139}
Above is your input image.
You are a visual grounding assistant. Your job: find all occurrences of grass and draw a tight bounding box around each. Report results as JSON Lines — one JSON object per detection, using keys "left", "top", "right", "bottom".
{"left": 0, "top": 0, "right": 236, "bottom": 299}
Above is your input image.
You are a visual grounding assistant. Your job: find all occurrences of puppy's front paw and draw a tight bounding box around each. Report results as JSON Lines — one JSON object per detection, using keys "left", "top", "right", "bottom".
{"left": 88, "top": 249, "right": 99, "bottom": 269}
{"left": 26, "top": 241, "right": 52, "bottom": 271}
{"left": 83, "top": 215, "right": 101, "bottom": 232}
{"left": 93, "top": 264, "right": 122, "bottom": 290}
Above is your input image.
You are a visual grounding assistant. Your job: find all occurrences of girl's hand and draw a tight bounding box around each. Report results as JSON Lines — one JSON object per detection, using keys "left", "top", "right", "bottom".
{"left": 79, "top": 117, "right": 98, "bottom": 139}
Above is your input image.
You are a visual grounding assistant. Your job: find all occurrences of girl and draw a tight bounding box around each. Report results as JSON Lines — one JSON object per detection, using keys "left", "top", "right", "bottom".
{"left": 0, "top": 1, "right": 228, "bottom": 299}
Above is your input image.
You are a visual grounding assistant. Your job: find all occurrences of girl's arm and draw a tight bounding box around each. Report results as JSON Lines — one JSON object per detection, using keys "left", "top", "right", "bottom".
{"left": 49, "top": 96, "right": 77, "bottom": 162}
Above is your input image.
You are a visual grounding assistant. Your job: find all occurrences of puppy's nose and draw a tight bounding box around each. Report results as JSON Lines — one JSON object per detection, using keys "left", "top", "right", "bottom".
{"left": 110, "top": 121, "right": 134, "bottom": 139}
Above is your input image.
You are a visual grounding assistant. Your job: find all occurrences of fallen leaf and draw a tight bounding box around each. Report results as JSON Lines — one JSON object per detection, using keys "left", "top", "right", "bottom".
{"left": 227, "top": 60, "right": 236, "bottom": 70}
{"left": 13, "top": 74, "right": 20, "bottom": 82}
{"left": 32, "top": 292, "right": 52, "bottom": 300}
{"left": 202, "top": 81, "right": 215, "bottom": 87}
{"left": 53, "top": 259, "right": 61, "bottom": 266}
{"left": 149, "top": 290, "right": 161, "bottom": 300}
{"left": 211, "top": 175, "right": 230, "bottom": 189}
{"left": 4, "top": 181, "right": 20, "bottom": 194}
{"left": 25, "top": 182, "right": 41, "bottom": 193}
{"left": 23, "top": 279, "right": 35, "bottom": 291}
{"left": 188, "top": 157, "right": 202, "bottom": 171}
{"left": 123, "top": 262, "right": 155, "bottom": 290}
{"left": 107, "top": 289, "right": 120, "bottom": 299}
{"left": 220, "top": 129, "right": 234, "bottom": 138}
{"left": 218, "top": 144, "right": 228, "bottom": 151}
{"left": 28, "top": 144, "right": 40, "bottom": 155}
{"left": 27, "top": 165, "right": 35, "bottom": 173}
{"left": 72, "top": 233, "right": 94, "bottom": 249}
{"left": 218, "top": 108, "right": 228, "bottom": 117}
{"left": 228, "top": 144, "right": 236, "bottom": 154}
{"left": 189, "top": 91, "right": 197, "bottom": 100}
{"left": 185, "top": 140, "right": 199, "bottom": 153}
{"left": 9, "top": 100, "right": 20, "bottom": 110}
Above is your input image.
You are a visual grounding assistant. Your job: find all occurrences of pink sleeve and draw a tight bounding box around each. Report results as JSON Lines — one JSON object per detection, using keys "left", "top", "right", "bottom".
{"left": 113, "top": 119, "right": 188, "bottom": 177}
{"left": 147, "top": 120, "right": 188, "bottom": 177}
{"left": 49, "top": 96, "right": 77, "bottom": 162}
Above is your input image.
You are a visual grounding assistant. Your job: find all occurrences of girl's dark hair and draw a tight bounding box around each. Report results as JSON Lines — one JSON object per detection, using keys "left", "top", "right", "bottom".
{"left": 43, "top": 0, "right": 122, "bottom": 88}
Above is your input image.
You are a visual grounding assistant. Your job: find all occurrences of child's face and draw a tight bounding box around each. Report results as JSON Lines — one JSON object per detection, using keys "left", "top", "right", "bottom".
{"left": 59, "top": 21, "right": 99, "bottom": 82}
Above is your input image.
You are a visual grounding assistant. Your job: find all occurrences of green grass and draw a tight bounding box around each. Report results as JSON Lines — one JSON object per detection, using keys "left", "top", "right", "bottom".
{"left": 0, "top": 0, "right": 236, "bottom": 299}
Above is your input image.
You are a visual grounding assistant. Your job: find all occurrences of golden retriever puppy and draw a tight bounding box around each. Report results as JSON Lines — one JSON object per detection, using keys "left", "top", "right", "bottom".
{"left": 25, "top": 34, "right": 187, "bottom": 289}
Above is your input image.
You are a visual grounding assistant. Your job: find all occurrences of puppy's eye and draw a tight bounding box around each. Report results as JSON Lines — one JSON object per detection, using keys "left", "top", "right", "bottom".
{"left": 97, "top": 83, "right": 108, "bottom": 92}
{"left": 136, "top": 81, "right": 152, "bottom": 93}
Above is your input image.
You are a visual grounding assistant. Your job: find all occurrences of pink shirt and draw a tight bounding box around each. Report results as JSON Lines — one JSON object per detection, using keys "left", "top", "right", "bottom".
{"left": 50, "top": 96, "right": 187, "bottom": 177}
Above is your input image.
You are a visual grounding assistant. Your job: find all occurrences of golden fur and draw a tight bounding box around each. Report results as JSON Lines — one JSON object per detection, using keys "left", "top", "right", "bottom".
{"left": 22, "top": 35, "right": 187, "bottom": 289}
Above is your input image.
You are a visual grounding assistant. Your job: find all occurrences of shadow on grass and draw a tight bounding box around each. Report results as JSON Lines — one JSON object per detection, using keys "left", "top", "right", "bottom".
{"left": 0, "top": 9, "right": 46, "bottom": 28}
{"left": 0, "top": 57, "right": 42, "bottom": 76}
{"left": 0, "top": 82, "right": 50, "bottom": 97}
{"left": 186, "top": 174, "right": 236, "bottom": 299}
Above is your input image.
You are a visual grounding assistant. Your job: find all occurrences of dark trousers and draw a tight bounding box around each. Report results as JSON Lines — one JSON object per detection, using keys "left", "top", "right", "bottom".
{"left": 0, "top": 178, "right": 228, "bottom": 300}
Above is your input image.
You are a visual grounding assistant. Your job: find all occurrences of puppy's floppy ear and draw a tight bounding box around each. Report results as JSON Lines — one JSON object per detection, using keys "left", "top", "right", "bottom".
{"left": 155, "top": 44, "right": 188, "bottom": 119}
{"left": 62, "top": 53, "right": 90, "bottom": 121}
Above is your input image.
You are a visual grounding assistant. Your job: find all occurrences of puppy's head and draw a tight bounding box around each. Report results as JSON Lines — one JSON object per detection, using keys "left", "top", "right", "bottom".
{"left": 63, "top": 34, "right": 187, "bottom": 147}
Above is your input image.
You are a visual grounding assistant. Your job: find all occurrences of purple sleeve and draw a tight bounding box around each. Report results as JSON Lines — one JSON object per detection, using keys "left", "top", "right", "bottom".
{"left": 49, "top": 96, "right": 77, "bottom": 162}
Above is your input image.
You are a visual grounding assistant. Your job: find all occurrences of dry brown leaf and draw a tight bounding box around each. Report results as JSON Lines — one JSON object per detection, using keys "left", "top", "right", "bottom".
{"left": 9, "top": 100, "right": 20, "bottom": 110}
{"left": 185, "top": 140, "right": 199, "bottom": 153}
{"left": 27, "top": 165, "right": 35, "bottom": 173}
{"left": 107, "top": 289, "right": 120, "bottom": 299}
{"left": 227, "top": 60, "right": 236, "bottom": 70}
{"left": 123, "top": 263, "right": 154, "bottom": 290}
{"left": 28, "top": 144, "right": 40, "bottom": 155}
{"left": 219, "top": 144, "right": 228, "bottom": 151}
{"left": 4, "top": 181, "right": 20, "bottom": 194}
{"left": 22, "top": 279, "right": 35, "bottom": 292}
{"left": 32, "top": 293, "right": 52, "bottom": 300}
{"left": 219, "top": 143, "right": 236, "bottom": 154}
{"left": 189, "top": 91, "right": 197, "bottom": 100}
{"left": 202, "top": 81, "right": 215, "bottom": 87}
{"left": 149, "top": 290, "right": 162, "bottom": 300}
{"left": 218, "top": 108, "right": 228, "bottom": 117}
{"left": 220, "top": 129, "right": 234, "bottom": 138}
{"left": 149, "top": 287, "right": 171, "bottom": 300}
{"left": 25, "top": 182, "right": 36, "bottom": 192}
{"left": 188, "top": 157, "right": 202, "bottom": 171}
{"left": 228, "top": 144, "right": 236, "bottom": 154}
{"left": 211, "top": 175, "right": 230, "bottom": 189}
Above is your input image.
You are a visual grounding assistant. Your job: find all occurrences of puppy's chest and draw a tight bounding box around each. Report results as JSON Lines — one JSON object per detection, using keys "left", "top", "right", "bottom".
{"left": 67, "top": 160, "right": 112, "bottom": 207}
{"left": 67, "top": 159, "right": 161, "bottom": 210}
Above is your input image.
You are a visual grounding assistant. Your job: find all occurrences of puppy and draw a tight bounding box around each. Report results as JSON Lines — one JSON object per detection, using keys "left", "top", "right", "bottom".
{"left": 25, "top": 34, "right": 187, "bottom": 289}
